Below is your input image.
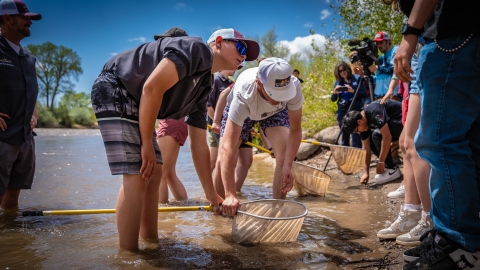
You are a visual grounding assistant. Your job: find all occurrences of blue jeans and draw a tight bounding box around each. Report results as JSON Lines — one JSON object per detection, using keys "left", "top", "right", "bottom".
{"left": 337, "top": 110, "right": 362, "bottom": 148}
{"left": 415, "top": 34, "right": 480, "bottom": 252}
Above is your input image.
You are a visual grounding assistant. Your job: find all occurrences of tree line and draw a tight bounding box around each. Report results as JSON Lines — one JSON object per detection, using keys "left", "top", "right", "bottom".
{"left": 32, "top": 0, "right": 404, "bottom": 132}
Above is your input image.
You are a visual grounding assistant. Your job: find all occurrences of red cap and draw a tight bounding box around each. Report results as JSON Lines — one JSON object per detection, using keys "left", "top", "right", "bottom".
{"left": 0, "top": 0, "right": 41, "bottom": 20}
{"left": 373, "top": 31, "right": 390, "bottom": 42}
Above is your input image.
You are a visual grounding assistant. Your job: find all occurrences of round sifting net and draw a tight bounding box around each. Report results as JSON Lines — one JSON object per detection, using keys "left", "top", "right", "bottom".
{"left": 231, "top": 199, "right": 308, "bottom": 244}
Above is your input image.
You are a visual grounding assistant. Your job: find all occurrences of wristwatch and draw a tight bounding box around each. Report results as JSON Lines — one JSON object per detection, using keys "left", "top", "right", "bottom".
{"left": 401, "top": 23, "right": 423, "bottom": 36}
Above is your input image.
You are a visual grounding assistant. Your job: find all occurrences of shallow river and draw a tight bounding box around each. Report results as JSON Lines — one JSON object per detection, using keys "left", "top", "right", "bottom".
{"left": 0, "top": 129, "right": 398, "bottom": 269}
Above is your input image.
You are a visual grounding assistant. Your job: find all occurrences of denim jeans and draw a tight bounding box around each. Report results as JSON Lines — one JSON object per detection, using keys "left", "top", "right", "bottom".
{"left": 415, "top": 34, "right": 480, "bottom": 252}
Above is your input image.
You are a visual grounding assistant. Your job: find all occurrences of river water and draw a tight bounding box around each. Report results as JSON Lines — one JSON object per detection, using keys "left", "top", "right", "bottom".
{"left": 0, "top": 129, "right": 400, "bottom": 269}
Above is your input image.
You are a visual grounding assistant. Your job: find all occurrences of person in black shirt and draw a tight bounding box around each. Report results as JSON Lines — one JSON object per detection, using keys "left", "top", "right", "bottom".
{"left": 342, "top": 100, "right": 403, "bottom": 185}
{"left": 292, "top": 69, "right": 304, "bottom": 83}
{"left": 91, "top": 28, "right": 259, "bottom": 251}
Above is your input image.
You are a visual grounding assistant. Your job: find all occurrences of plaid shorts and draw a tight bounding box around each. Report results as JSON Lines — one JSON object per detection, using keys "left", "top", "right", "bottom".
{"left": 91, "top": 70, "right": 162, "bottom": 175}
{"left": 220, "top": 105, "right": 290, "bottom": 143}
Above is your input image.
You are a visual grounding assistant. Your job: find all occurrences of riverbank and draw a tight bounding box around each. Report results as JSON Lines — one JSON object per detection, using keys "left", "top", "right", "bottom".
{"left": 300, "top": 147, "right": 408, "bottom": 269}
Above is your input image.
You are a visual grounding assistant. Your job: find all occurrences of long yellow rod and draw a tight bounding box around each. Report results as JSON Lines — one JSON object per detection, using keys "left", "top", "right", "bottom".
{"left": 22, "top": 206, "right": 213, "bottom": 216}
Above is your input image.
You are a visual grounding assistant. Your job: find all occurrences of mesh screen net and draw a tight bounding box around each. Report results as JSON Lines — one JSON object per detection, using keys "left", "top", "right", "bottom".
{"left": 231, "top": 199, "right": 307, "bottom": 244}
{"left": 292, "top": 162, "right": 331, "bottom": 197}
{"left": 330, "top": 145, "right": 366, "bottom": 175}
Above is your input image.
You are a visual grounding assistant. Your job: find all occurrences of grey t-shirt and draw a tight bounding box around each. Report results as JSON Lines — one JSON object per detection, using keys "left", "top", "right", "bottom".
{"left": 102, "top": 36, "right": 213, "bottom": 129}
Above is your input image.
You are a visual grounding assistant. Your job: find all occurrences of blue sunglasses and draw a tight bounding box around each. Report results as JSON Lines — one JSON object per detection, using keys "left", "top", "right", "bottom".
{"left": 226, "top": 39, "right": 247, "bottom": 56}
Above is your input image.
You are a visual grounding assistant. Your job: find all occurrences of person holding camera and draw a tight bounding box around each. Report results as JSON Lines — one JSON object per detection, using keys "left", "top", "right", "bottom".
{"left": 373, "top": 31, "right": 400, "bottom": 101}
{"left": 331, "top": 61, "right": 366, "bottom": 148}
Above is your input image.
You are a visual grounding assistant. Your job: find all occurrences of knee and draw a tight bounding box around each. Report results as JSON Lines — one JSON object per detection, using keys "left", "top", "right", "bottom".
{"left": 399, "top": 138, "right": 407, "bottom": 154}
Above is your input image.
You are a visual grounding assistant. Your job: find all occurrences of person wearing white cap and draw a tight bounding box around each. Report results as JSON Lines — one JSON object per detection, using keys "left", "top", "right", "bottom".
{"left": 217, "top": 57, "right": 304, "bottom": 216}
{"left": 91, "top": 28, "right": 259, "bottom": 251}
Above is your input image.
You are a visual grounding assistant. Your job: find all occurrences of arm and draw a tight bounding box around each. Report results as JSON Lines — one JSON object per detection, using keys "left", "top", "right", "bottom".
{"left": 280, "top": 107, "right": 303, "bottom": 193}
{"left": 220, "top": 119, "right": 243, "bottom": 216}
{"left": 259, "top": 127, "right": 273, "bottom": 157}
{"left": 361, "top": 136, "right": 372, "bottom": 184}
{"left": 0, "top": 112, "right": 10, "bottom": 132}
{"left": 139, "top": 58, "right": 179, "bottom": 180}
{"left": 380, "top": 78, "right": 399, "bottom": 104}
{"left": 331, "top": 82, "right": 341, "bottom": 102}
{"left": 211, "top": 86, "right": 232, "bottom": 134}
{"left": 188, "top": 125, "right": 223, "bottom": 212}
{"left": 30, "top": 103, "right": 38, "bottom": 131}
{"left": 207, "top": 106, "right": 215, "bottom": 120}
{"left": 376, "top": 123, "right": 393, "bottom": 174}
{"left": 395, "top": 0, "right": 440, "bottom": 82}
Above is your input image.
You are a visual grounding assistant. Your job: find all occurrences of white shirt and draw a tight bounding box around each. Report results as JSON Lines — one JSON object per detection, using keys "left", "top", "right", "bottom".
{"left": 5, "top": 37, "right": 21, "bottom": 54}
{"left": 227, "top": 67, "right": 304, "bottom": 127}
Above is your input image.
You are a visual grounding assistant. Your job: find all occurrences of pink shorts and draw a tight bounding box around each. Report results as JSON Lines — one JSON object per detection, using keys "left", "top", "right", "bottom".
{"left": 156, "top": 118, "right": 189, "bottom": 146}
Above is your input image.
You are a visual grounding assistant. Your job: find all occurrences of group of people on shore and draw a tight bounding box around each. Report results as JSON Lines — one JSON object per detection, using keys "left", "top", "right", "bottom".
{"left": 1, "top": 0, "right": 479, "bottom": 269}
{"left": 329, "top": 0, "right": 480, "bottom": 269}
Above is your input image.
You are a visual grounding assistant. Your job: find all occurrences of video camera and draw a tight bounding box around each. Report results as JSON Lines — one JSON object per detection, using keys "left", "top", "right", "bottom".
{"left": 348, "top": 37, "right": 379, "bottom": 72}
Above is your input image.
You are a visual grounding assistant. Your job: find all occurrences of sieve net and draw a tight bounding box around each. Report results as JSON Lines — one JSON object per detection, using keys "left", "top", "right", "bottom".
{"left": 231, "top": 199, "right": 308, "bottom": 244}
{"left": 292, "top": 162, "right": 331, "bottom": 197}
{"left": 330, "top": 145, "right": 366, "bottom": 175}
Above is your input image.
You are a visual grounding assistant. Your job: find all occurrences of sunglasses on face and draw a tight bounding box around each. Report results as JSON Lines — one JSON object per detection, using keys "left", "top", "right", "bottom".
{"left": 338, "top": 69, "right": 347, "bottom": 73}
{"left": 226, "top": 39, "right": 248, "bottom": 56}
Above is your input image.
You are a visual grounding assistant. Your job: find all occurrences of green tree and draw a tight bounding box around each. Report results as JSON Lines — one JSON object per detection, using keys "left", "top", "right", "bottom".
{"left": 331, "top": 0, "right": 406, "bottom": 46}
{"left": 25, "top": 42, "right": 83, "bottom": 110}
{"left": 260, "top": 26, "right": 290, "bottom": 59}
{"left": 58, "top": 90, "right": 92, "bottom": 110}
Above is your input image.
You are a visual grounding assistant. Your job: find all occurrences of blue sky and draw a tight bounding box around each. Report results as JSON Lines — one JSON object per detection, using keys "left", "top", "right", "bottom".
{"left": 21, "top": 0, "right": 339, "bottom": 96}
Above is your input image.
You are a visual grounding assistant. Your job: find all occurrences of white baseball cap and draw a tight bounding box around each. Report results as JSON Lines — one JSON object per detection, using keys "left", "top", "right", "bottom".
{"left": 207, "top": 28, "right": 260, "bottom": 61}
{"left": 258, "top": 57, "right": 296, "bottom": 102}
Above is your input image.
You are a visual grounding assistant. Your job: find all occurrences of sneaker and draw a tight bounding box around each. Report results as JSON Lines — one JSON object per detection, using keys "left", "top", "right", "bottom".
{"left": 403, "top": 229, "right": 436, "bottom": 262}
{"left": 387, "top": 183, "right": 405, "bottom": 198}
{"left": 375, "top": 166, "right": 402, "bottom": 185}
{"left": 396, "top": 212, "right": 434, "bottom": 246}
{"left": 377, "top": 205, "right": 421, "bottom": 239}
{"left": 403, "top": 230, "right": 480, "bottom": 269}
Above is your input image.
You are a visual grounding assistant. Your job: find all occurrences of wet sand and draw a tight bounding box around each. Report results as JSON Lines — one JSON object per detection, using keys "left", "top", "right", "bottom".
{"left": 294, "top": 147, "right": 409, "bottom": 269}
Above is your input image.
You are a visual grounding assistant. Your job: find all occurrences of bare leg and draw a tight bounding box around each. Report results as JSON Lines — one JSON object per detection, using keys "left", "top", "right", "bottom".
{"left": 405, "top": 94, "right": 431, "bottom": 212}
{"left": 235, "top": 147, "right": 253, "bottom": 192}
{"left": 209, "top": 147, "right": 218, "bottom": 173}
{"left": 165, "top": 142, "right": 187, "bottom": 200}
{"left": 264, "top": 126, "right": 289, "bottom": 199}
{"left": 400, "top": 130, "right": 421, "bottom": 205}
{"left": 0, "top": 189, "right": 21, "bottom": 209}
{"left": 140, "top": 165, "right": 161, "bottom": 240}
{"left": 157, "top": 136, "right": 187, "bottom": 202}
{"left": 116, "top": 165, "right": 161, "bottom": 251}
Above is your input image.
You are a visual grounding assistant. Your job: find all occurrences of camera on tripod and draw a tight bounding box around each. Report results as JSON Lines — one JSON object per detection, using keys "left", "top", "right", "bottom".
{"left": 348, "top": 37, "right": 379, "bottom": 73}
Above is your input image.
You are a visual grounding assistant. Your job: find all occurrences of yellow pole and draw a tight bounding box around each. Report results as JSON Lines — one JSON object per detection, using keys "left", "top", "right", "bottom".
{"left": 22, "top": 206, "right": 214, "bottom": 216}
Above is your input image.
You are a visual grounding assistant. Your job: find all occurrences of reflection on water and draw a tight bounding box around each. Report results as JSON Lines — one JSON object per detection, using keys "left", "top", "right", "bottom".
{"left": 0, "top": 129, "right": 398, "bottom": 269}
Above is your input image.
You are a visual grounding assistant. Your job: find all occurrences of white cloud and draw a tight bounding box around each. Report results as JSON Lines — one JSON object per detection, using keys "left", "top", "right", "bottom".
{"left": 320, "top": 9, "right": 331, "bottom": 20}
{"left": 303, "top": 22, "right": 313, "bottom": 28}
{"left": 325, "top": 0, "right": 331, "bottom": 3}
{"left": 127, "top": 36, "right": 147, "bottom": 43}
{"left": 174, "top": 3, "right": 186, "bottom": 9}
{"left": 110, "top": 52, "right": 117, "bottom": 56}
{"left": 278, "top": 34, "right": 327, "bottom": 59}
